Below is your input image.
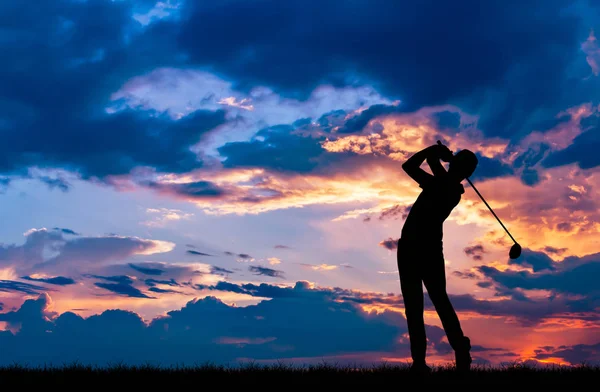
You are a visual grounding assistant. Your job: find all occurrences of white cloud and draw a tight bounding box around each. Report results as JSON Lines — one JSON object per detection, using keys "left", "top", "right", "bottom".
{"left": 582, "top": 29, "right": 600, "bottom": 76}
{"left": 132, "top": 0, "right": 182, "bottom": 26}
{"left": 142, "top": 207, "right": 194, "bottom": 227}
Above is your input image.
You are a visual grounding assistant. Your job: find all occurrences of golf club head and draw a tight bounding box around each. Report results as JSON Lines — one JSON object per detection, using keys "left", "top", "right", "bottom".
{"left": 509, "top": 243, "right": 522, "bottom": 259}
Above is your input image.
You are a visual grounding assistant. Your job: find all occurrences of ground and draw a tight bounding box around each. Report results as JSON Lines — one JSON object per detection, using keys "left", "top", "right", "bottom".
{"left": 0, "top": 362, "right": 597, "bottom": 386}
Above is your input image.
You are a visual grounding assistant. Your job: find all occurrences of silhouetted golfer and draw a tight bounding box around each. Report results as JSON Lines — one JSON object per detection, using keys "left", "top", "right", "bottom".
{"left": 398, "top": 142, "right": 478, "bottom": 373}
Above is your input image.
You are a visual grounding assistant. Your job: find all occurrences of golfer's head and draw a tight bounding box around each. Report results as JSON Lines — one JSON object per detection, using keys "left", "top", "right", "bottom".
{"left": 449, "top": 149, "right": 478, "bottom": 180}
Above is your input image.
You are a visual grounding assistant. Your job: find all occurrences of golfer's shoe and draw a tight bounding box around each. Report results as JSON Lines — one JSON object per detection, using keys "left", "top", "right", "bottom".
{"left": 455, "top": 336, "right": 472, "bottom": 372}
{"left": 409, "top": 362, "right": 432, "bottom": 375}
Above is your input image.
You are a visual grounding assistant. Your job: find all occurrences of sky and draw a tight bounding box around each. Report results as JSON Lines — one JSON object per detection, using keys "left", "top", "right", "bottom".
{"left": 0, "top": 0, "right": 600, "bottom": 368}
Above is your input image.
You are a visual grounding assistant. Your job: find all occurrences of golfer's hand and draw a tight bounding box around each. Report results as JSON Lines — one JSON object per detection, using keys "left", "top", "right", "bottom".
{"left": 432, "top": 143, "right": 454, "bottom": 162}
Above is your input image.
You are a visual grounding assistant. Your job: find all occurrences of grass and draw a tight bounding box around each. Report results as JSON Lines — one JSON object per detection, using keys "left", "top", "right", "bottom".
{"left": 0, "top": 361, "right": 597, "bottom": 385}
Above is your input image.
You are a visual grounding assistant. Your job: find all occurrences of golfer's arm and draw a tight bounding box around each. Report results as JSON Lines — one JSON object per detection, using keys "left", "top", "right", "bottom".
{"left": 402, "top": 146, "right": 435, "bottom": 185}
{"left": 427, "top": 156, "right": 447, "bottom": 177}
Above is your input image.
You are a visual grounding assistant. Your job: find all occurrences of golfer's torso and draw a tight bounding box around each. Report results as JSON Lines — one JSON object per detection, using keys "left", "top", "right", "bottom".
{"left": 401, "top": 180, "right": 462, "bottom": 241}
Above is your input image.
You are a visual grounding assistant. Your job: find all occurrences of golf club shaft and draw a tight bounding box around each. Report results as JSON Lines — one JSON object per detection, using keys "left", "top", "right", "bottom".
{"left": 435, "top": 140, "right": 517, "bottom": 244}
{"left": 465, "top": 177, "right": 517, "bottom": 245}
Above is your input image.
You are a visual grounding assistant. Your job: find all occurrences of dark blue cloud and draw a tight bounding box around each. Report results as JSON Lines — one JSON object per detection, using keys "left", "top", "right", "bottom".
{"left": 148, "top": 287, "right": 180, "bottom": 294}
{"left": 507, "top": 249, "right": 556, "bottom": 272}
{"left": 85, "top": 274, "right": 134, "bottom": 285}
{"left": 210, "top": 266, "right": 234, "bottom": 276}
{"left": 199, "top": 276, "right": 598, "bottom": 329}
{"left": 128, "top": 263, "right": 164, "bottom": 276}
{"left": 177, "top": 0, "right": 596, "bottom": 141}
{"left": 141, "top": 180, "right": 227, "bottom": 200}
{"left": 145, "top": 278, "right": 180, "bottom": 288}
{"left": 248, "top": 266, "right": 285, "bottom": 279}
{"left": 218, "top": 125, "right": 324, "bottom": 173}
{"left": 21, "top": 275, "right": 76, "bottom": 286}
{"left": 38, "top": 176, "right": 71, "bottom": 192}
{"left": 0, "top": 0, "right": 597, "bottom": 192}
{"left": 52, "top": 228, "right": 79, "bottom": 236}
{"left": 378, "top": 238, "right": 398, "bottom": 251}
{"left": 186, "top": 250, "right": 213, "bottom": 256}
{"left": 215, "top": 119, "right": 406, "bottom": 178}
{"left": 0, "top": 0, "right": 224, "bottom": 184}
{"left": 478, "top": 252, "right": 600, "bottom": 296}
{"left": 0, "top": 285, "right": 415, "bottom": 366}
{"left": 196, "top": 280, "right": 327, "bottom": 300}
{"left": 0, "top": 294, "right": 54, "bottom": 335}
{"left": 534, "top": 342, "right": 600, "bottom": 365}
{"left": 94, "top": 282, "right": 153, "bottom": 299}
{"left": 542, "top": 125, "right": 600, "bottom": 169}
{"left": 464, "top": 244, "right": 486, "bottom": 261}
{"left": 0, "top": 280, "right": 51, "bottom": 295}
{"left": 195, "top": 278, "right": 600, "bottom": 329}
{"left": 468, "top": 154, "right": 514, "bottom": 182}
{"left": 335, "top": 104, "right": 405, "bottom": 134}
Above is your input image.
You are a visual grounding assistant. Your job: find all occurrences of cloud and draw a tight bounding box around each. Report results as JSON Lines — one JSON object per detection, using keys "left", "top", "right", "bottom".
{"left": 128, "top": 263, "right": 165, "bottom": 276}
{"left": 200, "top": 280, "right": 598, "bottom": 327}
{"left": 0, "top": 0, "right": 227, "bottom": 182}
{"left": 534, "top": 342, "right": 600, "bottom": 365}
{"left": 542, "top": 120, "right": 600, "bottom": 170}
{"left": 268, "top": 257, "right": 282, "bottom": 265}
{"left": 0, "top": 0, "right": 596, "bottom": 215}
{"left": 0, "top": 280, "right": 52, "bottom": 295}
{"left": 210, "top": 266, "right": 234, "bottom": 276}
{"left": 0, "top": 228, "right": 175, "bottom": 275}
{"left": 37, "top": 175, "right": 71, "bottom": 192}
{"left": 0, "top": 286, "right": 413, "bottom": 366}
{"left": 94, "top": 282, "right": 154, "bottom": 299}
{"left": 299, "top": 263, "right": 338, "bottom": 271}
{"left": 0, "top": 294, "right": 55, "bottom": 334}
{"left": 85, "top": 275, "right": 135, "bottom": 285}
{"left": 464, "top": 244, "right": 486, "bottom": 261}
{"left": 187, "top": 250, "right": 213, "bottom": 256}
{"left": 452, "top": 271, "right": 479, "bottom": 280}
{"left": 144, "top": 278, "right": 180, "bottom": 288}
{"left": 248, "top": 266, "right": 285, "bottom": 279}
{"left": 52, "top": 228, "right": 79, "bottom": 236}
{"left": 109, "top": 67, "right": 394, "bottom": 145}
{"left": 377, "top": 205, "right": 411, "bottom": 221}
{"left": 582, "top": 29, "right": 600, "bottom": 76}
{"left": 478, "top": 251, "right": 600, "bottom": 296}
{"left": 507, "top": 249, "right": 556, "bottom": 272}
{"left": 379, "top": 238, "right": 398, "bottom": 251}
{"left": 217, "top": 124, "right": 326, "bottom": 174}
{"left": 148, "top": 287, "right": 181, "bottom": 294}
{"left": 176, "top": 0, "right": 585, "bottom": 143}
{"left": 274, "top": 245, "right": 291, "bottom": 249}
{"left": 544, "top": 246, "right": 568, "bottom": 256}
{"left": 21, "top": 275, "right": 76, "bottom": 286}
{"left": 140, "top": 181, "right": 228, "bottom": 201}
{"left": 143, "top": 208, "right": 194, "bottom": 227}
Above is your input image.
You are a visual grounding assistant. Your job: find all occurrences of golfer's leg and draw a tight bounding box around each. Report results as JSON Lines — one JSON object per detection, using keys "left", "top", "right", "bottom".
{"left": 397, "top": 244, "right": 426, "bottom": 364}
{"left": 422, "top": 253, "right": 465, "bottom": 351}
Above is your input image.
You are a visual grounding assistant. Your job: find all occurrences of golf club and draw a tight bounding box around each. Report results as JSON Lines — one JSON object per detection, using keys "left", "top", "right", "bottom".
{"left": 437, "top": 140, "right": 522, "bottom": 259}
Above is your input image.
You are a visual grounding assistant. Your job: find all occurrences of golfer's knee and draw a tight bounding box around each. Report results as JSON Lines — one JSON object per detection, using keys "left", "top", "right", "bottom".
{"left": 428, "top": 289, "right": 450, "bottom": 305}
{"left": 404, "top": 305, "right": 423, "bottom": 318}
